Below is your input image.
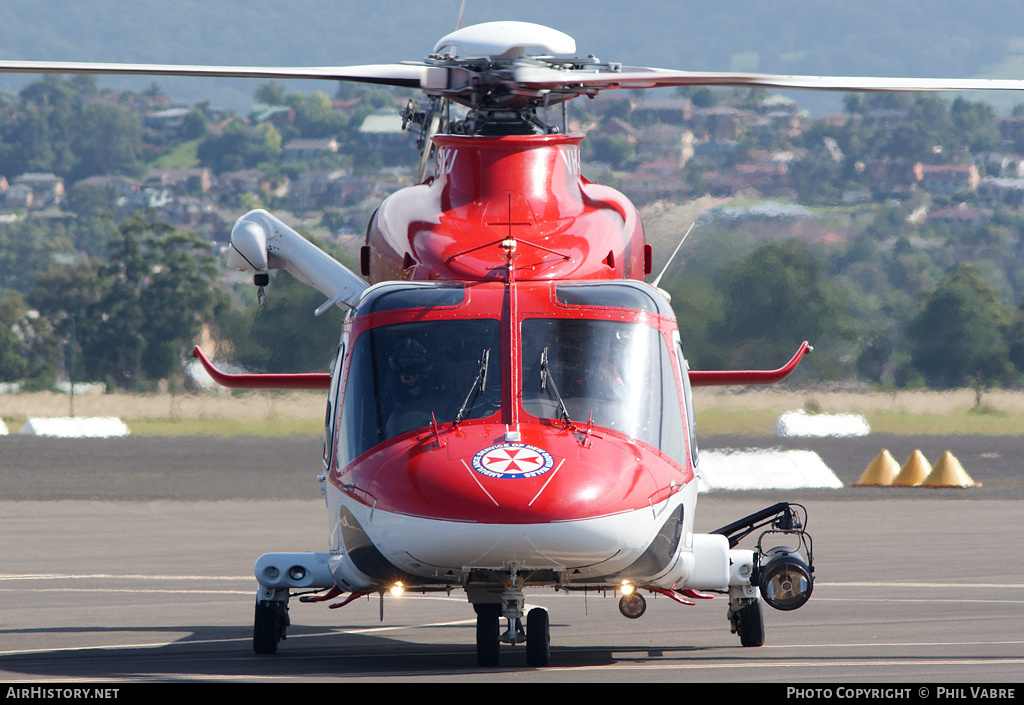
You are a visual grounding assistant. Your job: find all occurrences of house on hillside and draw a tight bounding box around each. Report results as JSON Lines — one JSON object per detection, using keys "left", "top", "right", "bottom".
{"left": 693, "top": 139, "right": 739, "bottom": 167}
{"left": 77, "top": 175, "right": 141, "bottom": 199}
{"left": 144, "top": 167, "right": 213, "bottom": 195}
{"left": 251, "top": 103, "right": 296, "bottom": 130}
{"left": 916, "top": 163, "right": 980, "bottom": 195}
{"left": 358, "top": 112, "right": 416, "bottom": 163}
{"left": 215, "top": 169, "right": 290, "bottom": 202}
{"left": 635, "top": 124, "right": 693, "bottom": 167}
{"left": 866, "top": 158, "right": 919, "bottom": 196}
{"left": 975, "top": 152, "right": 1024, "bottom": 179}
{"left": 282, "top": 138, "right": 340, "bottom": 162}
{"left": 146, "top": 108, "right": 192, "bottom": 140}
{"left": 5, "top": 173, "right": 65, "bottom": 210}
{"left": 631, "top": 98, "right": 692, "bottom": 125}
{"left": 687, "top": 106, "right": 753, "bottom": 140}
{"left": 993, "top": 116, "right": 1024, "bottom": 144}
{"left": 977, "top": 177, "right": 1024, "bottom": 207}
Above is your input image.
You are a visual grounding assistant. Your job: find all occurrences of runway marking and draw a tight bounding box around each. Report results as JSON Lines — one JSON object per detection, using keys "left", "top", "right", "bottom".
{"left": 564, "top": 657, "right": 1024, "bottom": 673}
{"left": 759, "top": 639, "right": 1024, "bottom": 650}
{"left": 813, "top": 597, "right": 1024, "bottom": 604}
{"left": 822, "top": 581, "right": 1024, "bottom": 589}
{"left": 0, "top": 588, "right": 253, "bottom": 595}
{"left": 0, "top": 574, "right": 251, "bottom": 581}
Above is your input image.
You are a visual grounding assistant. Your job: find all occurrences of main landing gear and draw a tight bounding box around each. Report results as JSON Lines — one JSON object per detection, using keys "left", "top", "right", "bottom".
{"left": 729, "top": 597, "right": 765, "bottom": 647}
{"left": 253, "top": 587, "right": 290, "bottom": 654}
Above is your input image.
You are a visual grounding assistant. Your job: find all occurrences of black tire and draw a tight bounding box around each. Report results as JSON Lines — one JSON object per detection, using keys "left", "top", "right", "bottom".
{"left": 253, "top": 602, "right": 280, "bottom": 654}
{"left": 735, "top": 600, "right": 765, "bottom": 647}
{"left": 526, "top": 608, "right": 550, "bottom": 667}
{"left": 475, "top": 603, "right": 501, "bottom": 667}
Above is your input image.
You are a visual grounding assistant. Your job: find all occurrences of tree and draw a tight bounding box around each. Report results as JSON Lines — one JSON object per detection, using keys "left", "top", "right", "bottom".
{"left": 288, "top": 90, "right": 347, "bottom": 138}
{"left": 17, "top": 76, "right": 80, "bottom": 171}
{"left": 197, "top": 119, "right": 281, "bottom": 173}
{"left": 708, "top": 241, "right": 857, "bottom": 379}
{"left": 0, "top": 290, "right": 60, "bottom": 385}
{"left": 29, "top": 217, "right": 225, "bottom": 389}
{"left": 587, "top": 134, "right": 635, "bottom": 170}
{"left": 255, "top": 80, "right": 288, "bottom": 106}
{"left": 0, "top": 220, "right": 75, "bottom": 293}
{"left": 71, "top": 100, "right": 144, "bottom": 180}
{"left": 907, "top": 264, "right": 1017, "bottom": 394}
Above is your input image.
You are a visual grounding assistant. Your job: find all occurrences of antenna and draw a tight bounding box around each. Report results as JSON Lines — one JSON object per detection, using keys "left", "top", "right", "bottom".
{"left": 455, "top": 0, "right": 466, "bottom": 30}
{"left": 651, "top": 221, "right": 695, "bottom": 288}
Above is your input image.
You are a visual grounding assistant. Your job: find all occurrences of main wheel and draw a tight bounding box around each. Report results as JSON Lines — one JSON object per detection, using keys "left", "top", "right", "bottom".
{"left": 526, "top": 607, "right": 550, "bottom": 667}
{"left": 253, "top": 602, "right": 282, "bottom": 654}
{"left": 475, "top": 603, "right": 501, "bottom": 667}
{"left": 734, "top": 600, "right": 765, "bottom": 647}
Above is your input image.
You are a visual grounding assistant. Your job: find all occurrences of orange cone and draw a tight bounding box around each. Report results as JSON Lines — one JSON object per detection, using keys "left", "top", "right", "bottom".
{"left": 854, "top": 450, "right": 899, "bottom": 486}
{"left": 892, "top": 450, "right": 931, "bottom": 486}
{"left": 922, "top": 451, "right": 979, "bottom": 488}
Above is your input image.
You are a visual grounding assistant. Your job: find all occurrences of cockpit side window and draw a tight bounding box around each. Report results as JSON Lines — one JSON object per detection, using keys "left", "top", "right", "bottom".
{"left": 323, "top": 339, "right": 346, "bottom": 470}
{"left": 675, "top": 336, "right": 699, "bottom": 467}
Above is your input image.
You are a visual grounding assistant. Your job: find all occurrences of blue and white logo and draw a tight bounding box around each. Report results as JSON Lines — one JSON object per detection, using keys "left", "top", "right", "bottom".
{"left": 471, "top": 443, "right": 554, "bottom": 479}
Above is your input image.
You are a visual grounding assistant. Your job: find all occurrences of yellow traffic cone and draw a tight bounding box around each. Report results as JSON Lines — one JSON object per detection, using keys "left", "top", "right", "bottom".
{"left": 892, "top": 449, "right": 932, "bottom": 486}
{"left": 922, "top": 451, "right": 979, "bottom": 488}
{"left": 854, "top": 449, "right": 899, "bottom": 486}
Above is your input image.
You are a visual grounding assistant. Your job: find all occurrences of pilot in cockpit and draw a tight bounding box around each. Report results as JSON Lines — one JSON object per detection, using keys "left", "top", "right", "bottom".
{"left": 382, "top": 338, "right": 444, "bottom": 436}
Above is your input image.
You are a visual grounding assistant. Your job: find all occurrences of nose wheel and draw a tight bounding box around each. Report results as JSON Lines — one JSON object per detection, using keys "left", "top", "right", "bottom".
{"left": 474, "top": 604, "right": 551, "bottom": 667}
{"left": 475, "top": 603, "right": 501, "bottom": 666}
{"left": 525, "top": 607, "right": 550, "bottom": 666}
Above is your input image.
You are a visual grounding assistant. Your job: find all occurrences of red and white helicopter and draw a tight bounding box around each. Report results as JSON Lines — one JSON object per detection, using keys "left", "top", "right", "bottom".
{"left": 5, "top": 20, "right": 1024, "bottom": 667}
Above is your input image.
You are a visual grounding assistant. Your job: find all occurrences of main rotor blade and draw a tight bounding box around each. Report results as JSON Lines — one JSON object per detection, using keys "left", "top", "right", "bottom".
{"left": 515, "top": 65, "right": 1024, "bottom": 93}
{"left": 0, "top": 59, "right": 445, "bottom": 89}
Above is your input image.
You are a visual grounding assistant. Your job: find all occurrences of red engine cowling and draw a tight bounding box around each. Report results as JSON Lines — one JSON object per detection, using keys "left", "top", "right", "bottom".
{"left": 363, "top": 134, "right": 650, "bottom": 283}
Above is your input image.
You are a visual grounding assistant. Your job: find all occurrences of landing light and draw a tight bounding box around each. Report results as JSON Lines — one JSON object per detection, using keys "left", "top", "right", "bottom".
{"left": 620, "top": 581, "right": 635, "bottom": 595}
{"left": 758, "top": 548, "right": 813, "bottom": 611}
{"left": 390, "top": 582, "right": 405, "bottom": 597}
{"left": 287, "top": 566, "right": 307, "bottom": 581}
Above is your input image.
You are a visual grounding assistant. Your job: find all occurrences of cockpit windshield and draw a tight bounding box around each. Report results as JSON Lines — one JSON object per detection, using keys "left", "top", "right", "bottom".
{"left": 522, "top": 318, "right": 686, "bottom": 465}
{"left": 338, "top": 318, "right": 502, "bottom": 463}
{"left": 334, "top": 302, "right": 687, "bottom": 469}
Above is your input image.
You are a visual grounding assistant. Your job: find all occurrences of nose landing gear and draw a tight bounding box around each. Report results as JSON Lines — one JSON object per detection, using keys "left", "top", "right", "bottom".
{"left": 474, "top": 603, "right": 551, "bottom": 667}
{"left": 473, "top": 565, "right": 551, "bottom": 667}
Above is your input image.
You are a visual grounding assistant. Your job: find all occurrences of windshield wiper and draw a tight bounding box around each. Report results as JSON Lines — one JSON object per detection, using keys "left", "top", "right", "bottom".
{"left": 540, "top": 346, "right": 572, "bottom": 426}
{"left": 454, "top": 348, "right": 490, "bottom": 425}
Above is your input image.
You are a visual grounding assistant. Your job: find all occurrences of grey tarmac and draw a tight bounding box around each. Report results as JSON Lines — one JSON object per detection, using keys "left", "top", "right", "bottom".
{"left": 0, "top": 433, "right": 1021, "bottom": 682}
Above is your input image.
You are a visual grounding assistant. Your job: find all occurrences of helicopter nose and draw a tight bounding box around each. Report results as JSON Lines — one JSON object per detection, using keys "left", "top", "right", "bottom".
{"left": 354, "top": 425, "right": 688, "bottom": 525}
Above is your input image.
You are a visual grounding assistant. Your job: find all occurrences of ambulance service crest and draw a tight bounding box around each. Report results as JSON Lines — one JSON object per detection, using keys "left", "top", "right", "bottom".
{"left": 471, "top": 443, "right": 554, "bottom": 479}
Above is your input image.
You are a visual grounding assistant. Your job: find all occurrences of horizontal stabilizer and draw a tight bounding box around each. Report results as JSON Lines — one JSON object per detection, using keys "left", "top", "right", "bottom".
{"left": 689, "top": 342, "right": 811, "bottom": 386}
{"left": 192, "top": 346, "right": 331, "bottom": 390}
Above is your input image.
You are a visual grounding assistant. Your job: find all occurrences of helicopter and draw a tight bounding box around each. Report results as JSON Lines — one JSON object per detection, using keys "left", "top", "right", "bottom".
{"left": 5, "top": 20, "right": 1024, "bottom": 667}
